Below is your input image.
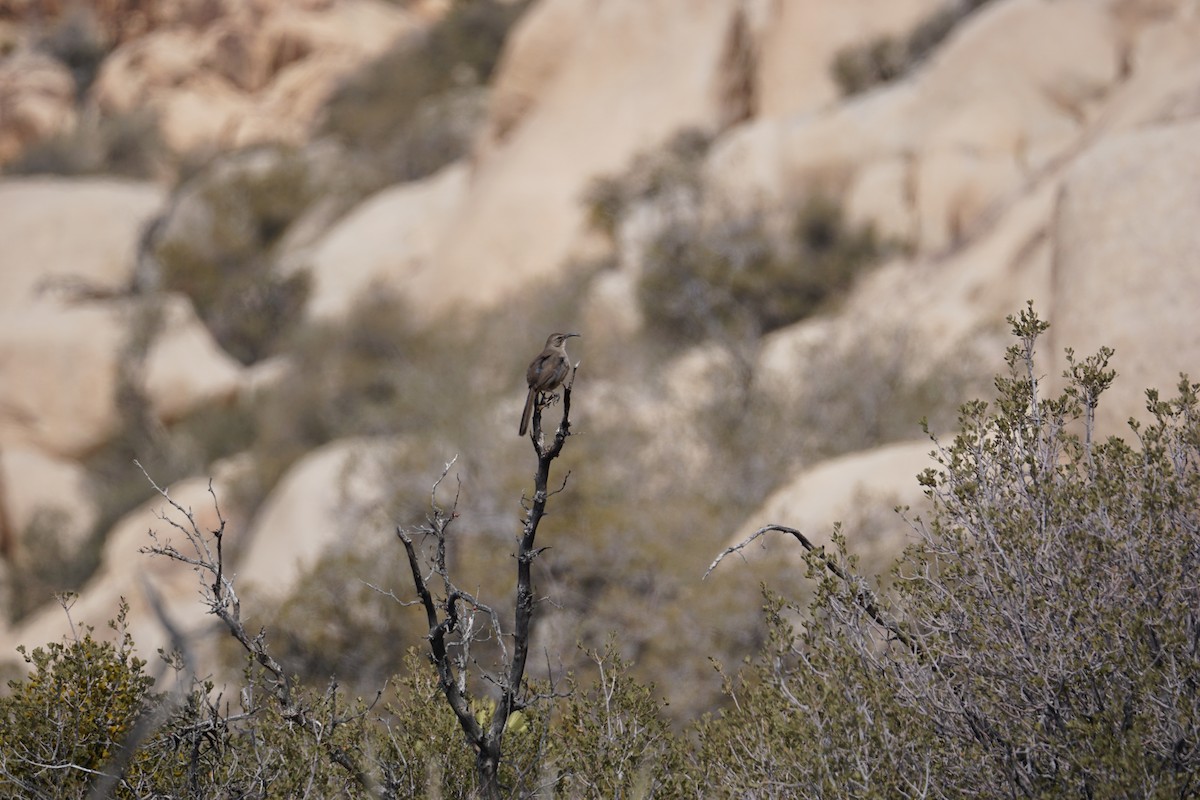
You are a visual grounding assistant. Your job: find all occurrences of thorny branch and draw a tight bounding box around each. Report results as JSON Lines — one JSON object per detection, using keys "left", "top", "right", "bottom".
{"left": 136, "top": 461, "right": 376, "bottom": 791}
{"left": 706, "top": 523, "right": 924, "bottom": 661}
{"left": 399, "top": 365, "right": 577, "bottom": 799}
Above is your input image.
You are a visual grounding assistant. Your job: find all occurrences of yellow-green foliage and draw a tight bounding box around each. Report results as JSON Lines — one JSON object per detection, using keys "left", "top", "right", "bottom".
{"left": 549, "top": 642, "right": 686, "bottom": 799}
{"left": 0, "top": 603, "right": 154, "bottom": 798}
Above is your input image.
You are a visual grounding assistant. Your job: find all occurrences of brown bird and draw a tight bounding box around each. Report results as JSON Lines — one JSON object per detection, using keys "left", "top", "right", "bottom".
{"left": 519, "top": 332, "right": 580, "bottom": 436}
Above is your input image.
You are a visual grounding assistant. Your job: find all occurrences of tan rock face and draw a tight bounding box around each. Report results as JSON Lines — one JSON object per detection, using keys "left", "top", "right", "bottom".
{"left": 0, "top": 304, "right": 127, "bottom": 458}
{"left": 237, "top": 437, "right": 401, "bottom": 599}
{"left": 0, "top": 178, "right": 164, "bottom": 309}
{"left": 91, "top": 0, "right": 417, "bottom": 154}
{"left": 756, "top": 0, "right": 945, "bottom": 119}
{"left": 0, "top": 178, "right": 163, "bottom": 457}
{"left": 416, "top": 0, "right": 745, "bottom": 318}
{"left": 1050, "top": 119, "right": 1200, "bottom": 433}
{"left": 301, "top": 162, "right": 468, "bottom": 321}
{"left": 0, "top": 445, "right": 96, "bottom": 562}
{"left": 709, "top": 0, "right": 1122, "bottom": 255}
{"left": 725, "top": 441, "right": 934, "bottom": 571}
{"left": 142, "top": 294, "right": 243, "bottom": 424}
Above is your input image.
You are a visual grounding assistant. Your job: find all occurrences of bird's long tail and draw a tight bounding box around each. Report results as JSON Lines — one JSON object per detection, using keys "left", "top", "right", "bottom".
{"left": 519, "top": 387, "right": 536, "bottom": 436}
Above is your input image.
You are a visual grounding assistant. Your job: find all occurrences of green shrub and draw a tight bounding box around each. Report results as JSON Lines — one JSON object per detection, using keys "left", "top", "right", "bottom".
{"left": 0, "top": 603, "right": 155, "bottom": 798}
{"left": 549, "top": 642, "right": 686, "bottom": 798}
{"left": 639, "top": 195, "right": 884, "bottom": 345}
{"left": 831, "top": 0, "right": 999, "bottom": 96}
{"left": 321, "top": 0, "right": 530, "bottom": 182}
{"left": 691, "top": 304, "right": 1200, "bottom": 795}
{"left": 150, "top": 145, "right": 314, "bottom": 364}
{"left": 4, "top": 109, "right": 165, "bottom": 179}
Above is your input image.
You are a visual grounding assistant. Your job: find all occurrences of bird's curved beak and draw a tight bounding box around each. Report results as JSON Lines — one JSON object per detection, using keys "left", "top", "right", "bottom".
{"left": 566, "top": 333, "right": 581, "bottom": 339}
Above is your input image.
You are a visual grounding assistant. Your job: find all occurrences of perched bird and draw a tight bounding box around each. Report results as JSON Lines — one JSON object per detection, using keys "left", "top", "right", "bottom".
{"left": 519, "top": 332, "right": 580, "bottom": 436}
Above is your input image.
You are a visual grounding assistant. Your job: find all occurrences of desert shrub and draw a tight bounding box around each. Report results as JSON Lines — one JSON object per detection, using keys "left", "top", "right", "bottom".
{"left": 321, "top": 0, "right": 530, "bottom": 182}
{"left": 4, "top": 109, "right": 165, "bottom": 179}
{"left": 548, "top": 642, "right": 686, "bottom": 799}
{"left": 378, "top": 649, "right": 548, "bottom": 798}
{"left": 150, "top": 145, "right": 314, "bottom": 364}
{"left": 584, "top": 129, "right": 886, "bottom": 347}
{"left": 0, "top": 603, "right": 155, "bottom": 798}
{"left": 582, "top": 128, "right": 713, "bottom": 240}
{"left": 639, "top": 195, "right": 884, "bottom": 346}
{"left": 691, "top": 304, "right": 1200, "bottom": 796}
{"left": 5, "top": 508, "right": 99, "bottom": 623}
{"left": 36, "top": 4, "right": 111, "bottom": 97}
{"left": 831, "top": 0, "right": 999, "bottom": 96}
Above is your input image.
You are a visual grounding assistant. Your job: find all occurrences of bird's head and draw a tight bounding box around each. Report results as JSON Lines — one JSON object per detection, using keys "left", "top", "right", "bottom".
{"left": 546, "top": 332, "right": 581, "bottom": 347}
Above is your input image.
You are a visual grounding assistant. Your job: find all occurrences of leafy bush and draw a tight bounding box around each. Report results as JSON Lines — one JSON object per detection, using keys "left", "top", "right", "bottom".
{"left": 639, "top": 195, "right": 884, "bottom": 345}
{"left": 150, "top": 145, "right": 314, "bottom": 364}
{"left": 321, "top": 0, "right": 530, "bottom": 182}
{"left": 693, "top": 304, "right": 1200, "bottom": 796}
{"left": 4, "top": 109, "right": 166, "bottom": 179}
{"left": 831, "top": 0, "right": 999, "bottom": 96}
{"left": 0, "top": 602, "right": 154, "bottom": 798}
{"left": 549, "top": 643, "right": 686, "bottom": 798}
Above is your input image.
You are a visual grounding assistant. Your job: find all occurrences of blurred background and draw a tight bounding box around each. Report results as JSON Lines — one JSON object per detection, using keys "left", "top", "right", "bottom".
{"left": 0, "top": 0, "right": 1198, "bottom": 723}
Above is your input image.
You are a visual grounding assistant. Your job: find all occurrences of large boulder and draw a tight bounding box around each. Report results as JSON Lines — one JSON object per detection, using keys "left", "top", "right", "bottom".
{"left": 237, "top": 437, "right": 402, "bottom": 599}
{"left": 142, "top": 294, "right": 244, "bottom": 424}
{"left": 755, "top": 0, "right": 944, "bottom": 119}
{"left": 415, "top": 0, "right": 747, "bottom": 318}
{"left": 0, "top": 177, "right": 164, "bottom": 309}
{"left": 708, "top": 0, "right": 1120, "bottom": 254}
{"left": 724, "top": 441, "right": 934, "bottom": 573}
{"left": 1050, "top": 119, "right": 1200, "bottom": 432}
{"left": 0, "top": 304, "right": 127, "bottom": 457}
{"left": 1, "top": 464, "right": 245, "bottom": 666}
{"left": 0, "top": 445, "right": 95, "bottom": 565}
{"left": 300, "top": 162, "right": 468, "bottom": 320}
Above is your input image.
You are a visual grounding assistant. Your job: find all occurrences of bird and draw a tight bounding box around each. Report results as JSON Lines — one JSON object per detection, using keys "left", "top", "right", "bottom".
{"left": 519, "top": 332, "right": 580, "bottom": 436}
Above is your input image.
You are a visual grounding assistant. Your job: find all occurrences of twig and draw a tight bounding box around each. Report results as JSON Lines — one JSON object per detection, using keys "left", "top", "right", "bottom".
{"left": 706, "top": 523, "right": 924, "bottom": 660}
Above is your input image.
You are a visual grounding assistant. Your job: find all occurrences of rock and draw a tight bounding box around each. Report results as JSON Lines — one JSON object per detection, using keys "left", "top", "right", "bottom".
{"left": 0, "top": 293, "right": 241, "bottom": 457}
{"left": 1050, "top": 119, "right": 1200, "bottom": 433}
{"left": 724, "top": 441, "right": 934, "bottom": 572}
{"left": 0, "top": 50, "right": 77, "bottom": 166}
{"left": 0, "top": 445, "right": 96, "bottom": 563}
{"left": 416, "top": 0, "right": 747, "bottom": 318}
{"left": 1100, "top": 15, "right": 1200, "bottom": 131}
{"left": 142, "top": 294, "right": 243, "bottom": 424}
{"left": 756, "top": 0, "right": 944, "bottom": 119}
{"left": 0, "top": 178, "right": 165, "bottom": 310}
{"left": 708, "top": 0, "right": 1120, "bottom": 255}
{"left": 1, "top": 463, "right": 246, "bottom": 666}
{"left": 0, "top": 304, "right": 126, "bottom": 457}
{"left": 300, "top": 162, "right": 468, "bottom": 321}
{"left": 92, "top": 0, "right": 418, "bottom": 154}
{"left": 237, "top": 438, "right": 402, "bottom": 599}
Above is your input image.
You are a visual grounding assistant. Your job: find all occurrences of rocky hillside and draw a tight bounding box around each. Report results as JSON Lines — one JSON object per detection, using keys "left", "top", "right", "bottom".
{"left": 0, "top": 0, "right": 1197, "bottom": 719}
